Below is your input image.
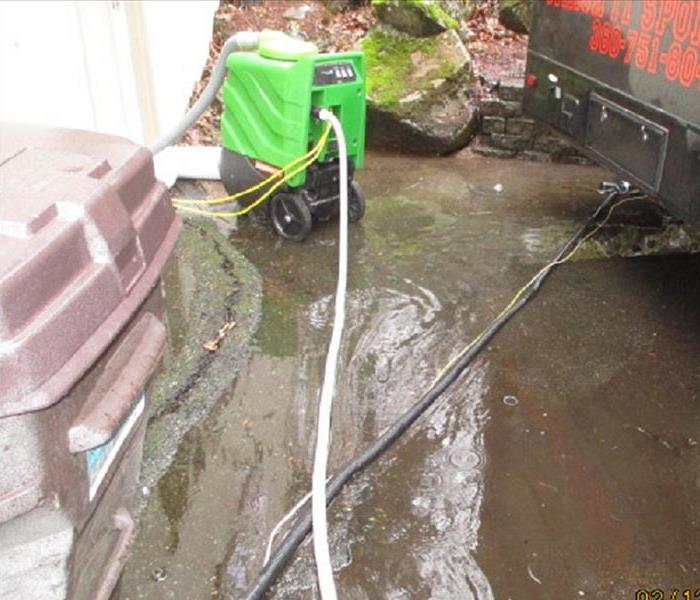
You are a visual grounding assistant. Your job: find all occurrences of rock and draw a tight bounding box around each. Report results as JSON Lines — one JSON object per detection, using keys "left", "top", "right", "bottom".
{"left": 498, "top": 0, "right": 533, "bottom": 34}
{"left": 482, "top": 116, "right": 506, "bottom": 134}
{"left": 574, "top": 212, "right": 700, "bottom": 260}
{"left": 323, "top": 0, "right": 364, "bottom": 13}
{"left": 442, "top": 0, "right": 479, "bottom": 21}
{"left": 367, "top": 100, "right": 478, "bottom": 155}
{"left": 372, "top": 0, "right": 461, "bottom": 37}
{"left": 489, "top": 133, "right": 529, "bottom": 151}
{"left": 362, "top": 26, "right": 478, "bottom": 154}
{"left": 517, "top": 150, "right": 552, "bottom": 162}
{"left": 283, "top": 4, "right": 312, "bottom": 20}
{"left": 532, "top": 134, "right": 576, "bottom": 154}
{"left": 497, "top": 80, "right": 524, "bottom": 102}
{"left": 363, "top": 26, "right": 470, "bottom": 105}
{"left": 506, "top": 117, "right": 536, "bottom": 136}
{"left": 470, "top": 144, "right": 517, "bottom": 159}
{"left": 478, "top": 98, "right": 522, "bottom": 117}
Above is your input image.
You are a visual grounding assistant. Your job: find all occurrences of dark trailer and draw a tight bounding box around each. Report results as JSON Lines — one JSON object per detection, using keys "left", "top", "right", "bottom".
{"left": 523, "top": 0, "right": 700, "bottom": 226}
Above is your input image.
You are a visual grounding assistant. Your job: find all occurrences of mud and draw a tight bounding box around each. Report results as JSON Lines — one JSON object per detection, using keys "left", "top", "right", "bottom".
{"left": 119, "top": 153, "right": 700, "bottom": 600}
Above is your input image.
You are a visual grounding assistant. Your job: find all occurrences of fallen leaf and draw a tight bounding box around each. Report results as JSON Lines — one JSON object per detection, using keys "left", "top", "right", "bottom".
{"left": 203, "top": 319, "right": 237, "bottom": 352}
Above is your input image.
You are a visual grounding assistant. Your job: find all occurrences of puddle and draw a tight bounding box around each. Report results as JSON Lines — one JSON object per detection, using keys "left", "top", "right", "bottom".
{"left": 119, "top": 153, "right": 700, "bottom": 599}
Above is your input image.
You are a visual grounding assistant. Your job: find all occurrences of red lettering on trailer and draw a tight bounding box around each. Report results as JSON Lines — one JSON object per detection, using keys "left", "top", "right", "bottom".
{"left": 673, "top": 1, "right": 694, "bottom": 43}
{"left": 591, "top": 0, "right": 605, "bottom": 19}
{"left": 636, "top": 32, "right": 652, "bottom": 69}
{"left": 647, "top": 35, "right": 662, "bottom": 74}
{"left": 679, "top": 46, "right": 698, "bottom": 86}
{"left": 609, "top": 0, "right": 620, "bottom": 24}
{"left": 623, "top": 29, "right": 639, "bottom": 64}
{"left": 620, "top": 0, "right": 632, "bottom": 26}
{"left": 665, "top": 41, "right": 683, "bottom": 80}
{"left": 692, "top": 3, "right": 700, "bottom": 47}
{"left": 609, "top": 0, "right": 630, "bottom": 26}
{"left": 654, "top": 0, "right": 678, "bottom": 37}
{"left": 640, "top": 0, "right": 657, "bottom": 33}
{"left": 548, "top": 0, "right": 700, "bottom": 93}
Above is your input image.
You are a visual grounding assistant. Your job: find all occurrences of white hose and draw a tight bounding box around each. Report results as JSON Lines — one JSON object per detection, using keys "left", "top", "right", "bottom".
{"left": 311, "top": 109, "right": 348, "bottom": 600}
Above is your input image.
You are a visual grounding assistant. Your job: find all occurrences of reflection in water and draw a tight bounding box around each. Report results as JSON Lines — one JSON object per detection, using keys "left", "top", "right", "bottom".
{"left": 157, "top": 429, "right": 208, "bottom": 554}
{"left": 411, "top": 363, "right": 493, "bottom": 600}
{"left": 272, "top": 279, "right": 494, "bottom": 597}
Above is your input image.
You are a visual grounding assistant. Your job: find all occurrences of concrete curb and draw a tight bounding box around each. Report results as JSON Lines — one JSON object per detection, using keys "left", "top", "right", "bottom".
{"left": 135, "top": 218, "right": 262, "bottom": 510}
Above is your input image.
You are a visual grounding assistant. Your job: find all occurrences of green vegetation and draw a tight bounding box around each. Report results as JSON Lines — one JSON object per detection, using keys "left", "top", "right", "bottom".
{"left": 420, "top": 0, "right": 459, "bottom": 30}
{"left": 372, "top": 0, "right": 459, "bottom": 31}
{"left": 362, "top": 27, "right": 463, "bottom": 106}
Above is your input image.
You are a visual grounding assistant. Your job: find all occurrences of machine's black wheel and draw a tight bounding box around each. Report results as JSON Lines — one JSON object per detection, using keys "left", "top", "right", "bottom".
{"left": 271, "top": 192, "right": 312, "bottom": 242}
{"left": 348, "top": 180, "right": 366, "bottom": 222}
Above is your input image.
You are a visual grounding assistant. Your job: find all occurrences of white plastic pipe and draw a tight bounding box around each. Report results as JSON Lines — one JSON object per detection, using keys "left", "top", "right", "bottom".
{"left": 153, "top": 145, "right": 223, "bottom": 188}
{"left": 312, "top": 108, "right": 348, "bottom": 600}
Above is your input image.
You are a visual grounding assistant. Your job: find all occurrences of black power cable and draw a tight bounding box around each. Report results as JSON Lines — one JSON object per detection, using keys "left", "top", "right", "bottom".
{"left": 245, "top": 185, "right": 638, "bottom": 600}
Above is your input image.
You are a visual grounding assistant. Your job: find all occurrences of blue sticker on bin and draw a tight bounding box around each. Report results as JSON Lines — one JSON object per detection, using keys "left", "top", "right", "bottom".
{"left": 85, "top": 393, "right": 145, "bottom": 501}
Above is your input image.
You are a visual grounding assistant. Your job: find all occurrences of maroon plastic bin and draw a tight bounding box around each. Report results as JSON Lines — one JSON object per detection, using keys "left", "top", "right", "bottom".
{"left": 0, "top": 123, "right": 180, "bottom": 600}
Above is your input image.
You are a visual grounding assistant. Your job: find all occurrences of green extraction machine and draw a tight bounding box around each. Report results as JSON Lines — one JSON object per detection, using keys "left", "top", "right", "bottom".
{"left": 219, "top": 32, "right": 367, "bottom": 241}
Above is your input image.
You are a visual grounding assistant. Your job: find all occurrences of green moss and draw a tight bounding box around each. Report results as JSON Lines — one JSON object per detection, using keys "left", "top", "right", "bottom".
{"left": 420, "top": 1, "right": 459, "bottom": 30}
{"left": 362, "top": 30, "right": 427, "bottom": 105}
{"left": 362, "top": 27, "right": 463, "bottom": 106}
{"left": 372, "top": 0, "right": 459, "bottom": 29}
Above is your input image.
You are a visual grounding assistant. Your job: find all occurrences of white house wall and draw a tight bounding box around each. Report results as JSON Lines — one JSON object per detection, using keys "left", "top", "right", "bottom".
{"left": 0, "top": 0, "right": 218, "bottom": 145}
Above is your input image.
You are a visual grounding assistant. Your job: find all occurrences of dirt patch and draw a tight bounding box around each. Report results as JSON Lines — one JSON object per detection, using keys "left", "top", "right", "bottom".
{"left": 465, "top": 0, "right": 528, "bottom": 86}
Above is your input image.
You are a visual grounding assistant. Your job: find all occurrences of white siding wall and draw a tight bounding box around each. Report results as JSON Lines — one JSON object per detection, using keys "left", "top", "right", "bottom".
{"left": 0, "top": 0, "right": 218, "bottom": 145}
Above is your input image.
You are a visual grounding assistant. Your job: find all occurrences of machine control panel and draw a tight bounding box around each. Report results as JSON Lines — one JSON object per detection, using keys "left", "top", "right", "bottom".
{"left": 313, "top": 62, "right": 357, "bottom": 86}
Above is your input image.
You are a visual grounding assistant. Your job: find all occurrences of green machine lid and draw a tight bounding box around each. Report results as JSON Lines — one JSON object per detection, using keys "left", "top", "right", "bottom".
{"left": 257, "top": 31, "right": 318, "bottom": 61}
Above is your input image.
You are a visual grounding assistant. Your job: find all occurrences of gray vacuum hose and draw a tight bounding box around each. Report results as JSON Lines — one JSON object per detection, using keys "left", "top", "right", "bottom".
{"left": 149, "top": 31, "right": 260, "bottom": 155}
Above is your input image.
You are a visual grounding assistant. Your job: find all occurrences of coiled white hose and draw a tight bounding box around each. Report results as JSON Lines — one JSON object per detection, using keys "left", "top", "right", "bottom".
{"left": 311, "top": 108, "right": 348, "bottom": 600}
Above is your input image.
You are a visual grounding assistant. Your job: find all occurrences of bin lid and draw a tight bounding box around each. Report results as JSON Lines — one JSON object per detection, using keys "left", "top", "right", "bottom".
{"left": 257, "top": 30, "right": 318, "bottom": 61}
{"left": 0, "top": 123, "right": 181, "bottom": 418}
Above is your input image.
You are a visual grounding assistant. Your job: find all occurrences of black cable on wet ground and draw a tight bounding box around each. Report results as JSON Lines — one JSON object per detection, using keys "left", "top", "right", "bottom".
{"left": 245, "top": 184, "right": 645, "bottom": 600}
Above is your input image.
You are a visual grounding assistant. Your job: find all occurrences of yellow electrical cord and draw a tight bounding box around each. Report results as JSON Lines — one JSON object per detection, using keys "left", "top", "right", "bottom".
{"left": 173, "top": 126, "right": 330, "bottom": 206}
{"left": 173, "top": 169, "right": 284, "bottom": 207}
{"left": 172, "top": 152, "right": 318, "bottom": 218}
{"left": 171, "top": 123, "right": 332, "bottom": 218}
{"left": 429, "top": 195, "right": 642, "bottom": 388}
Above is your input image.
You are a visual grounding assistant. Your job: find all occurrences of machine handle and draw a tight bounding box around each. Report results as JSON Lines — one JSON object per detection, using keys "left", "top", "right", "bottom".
{"left": 68, "top": 312, "right": 166, "bottom": 453}
{"left": 94, "top": 507, "right": 135, "bottom": 600}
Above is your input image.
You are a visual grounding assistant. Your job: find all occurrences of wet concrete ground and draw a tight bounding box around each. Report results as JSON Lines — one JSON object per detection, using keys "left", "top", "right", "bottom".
{"left": 120, "top": 153, "right": 700, "bottom": 600}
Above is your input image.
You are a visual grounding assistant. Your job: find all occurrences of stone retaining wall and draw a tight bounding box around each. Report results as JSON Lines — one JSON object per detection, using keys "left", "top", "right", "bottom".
{"left": 471, "top": 80, "right": 592, "bottom": 164}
